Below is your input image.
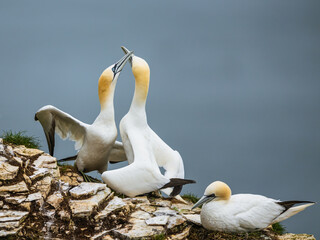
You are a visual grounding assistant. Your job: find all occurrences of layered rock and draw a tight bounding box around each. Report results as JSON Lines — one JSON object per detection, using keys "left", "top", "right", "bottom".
{"left": 0, "top": 139, "right": 315, "bottom": 240}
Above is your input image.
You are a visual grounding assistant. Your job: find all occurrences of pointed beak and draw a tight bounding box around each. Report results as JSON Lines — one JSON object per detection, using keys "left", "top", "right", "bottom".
{"left": 113, "top": 50, "right": 134, "bottom": 75}
{"left": 191, "top": 195, "right": 215, "bottom": 210}
{"left": 121, "top": 46, "right": 133, "bottom": 66}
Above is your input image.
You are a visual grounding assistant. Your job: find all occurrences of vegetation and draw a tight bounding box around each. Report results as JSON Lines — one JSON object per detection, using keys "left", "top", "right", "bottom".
{"left": 272, "top": 222, "right": 286, "bottom": 235}
{"left": 182, "top": 193, "right": 200, "bottom": 204}
{"left": 1, "top": 130, "right": 40, "bottom": 149}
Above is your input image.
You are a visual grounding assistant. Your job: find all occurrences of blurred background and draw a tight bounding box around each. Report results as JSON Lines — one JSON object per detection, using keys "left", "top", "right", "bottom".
{"left": 0, "top": 0, "right": 319, "bottom": 237}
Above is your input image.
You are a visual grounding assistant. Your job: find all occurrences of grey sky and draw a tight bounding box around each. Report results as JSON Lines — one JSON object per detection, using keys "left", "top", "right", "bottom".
{"left": 0, "top": 1, "right": 319, "bottom": 237}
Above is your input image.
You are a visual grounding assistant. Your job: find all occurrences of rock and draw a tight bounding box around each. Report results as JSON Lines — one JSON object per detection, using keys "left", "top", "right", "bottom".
{"left": 33, "top": 155, "right": 56, "bottom": 168}
{"left": 278, "top": 233, "right": 316, "bottom": 240}
{"left": 29, "top": 167, "right": 50, "bottom": 181}
{"left": 184, "top": 214, "right": 201, "bottom": 226}
{"left": 20, "top": 202, "right": 31, "bottom": 211}
{"left": 130, "top": 210, "right": 151, "bottom": 220}
{"left": 0, "top": 221, "right": 20, "bottom": 229}
{"left": 168, "top": 226, "right": 191, "bottom": 240}
{"left": 12, "top": 157, "right": 23, "bottom": 166}
{"left": 154, "top": 207, "right": 177, "bottom": 216}
{"left": 47, "top": 191, "right": 64, "bottom": 209}
{"left": 0, "top": 181, "right": 28, "bottom": 193}
{"left": 137, "top": 204, "right": 156, "bottom": 213}
{"left": 69, "top": 182, "right": 107, "bottom": 199}
{"left": 95, "top": 196, "right": 128, "bottom": 221}
{"left": 58, "top": 210, "right": 71, "bottom": 221}
{"left": 0, "top": 201, "right": 3, "bottom": 208}
{"left": 0, "top": 160, "right": 19, "bottom": 180}
{"left": 0, "top": 210, "right": 29, "bottom": 222}
{"left": 152, "top": 199, "right": 172, "bottom": 207}
{"left": 32, "top": 175, "right": 52, "bottom": 198}
{"left": 70, "top": 189, "right": 111, "bottom": 217}
{"left": 25, "top": 192, "right": 42, "bottom": 202}
{"left": 113, "top": 219, "right": 164, "bottom": 239}
{"left": 146, "top": 215, "right": 170, "bottom": 226}
{"left": 167, "top": 215, "right": 186, "bottom": 229}
{"left": 5, "top": 195, "right": 26, "bottom": 204}
{"left": 6, "top": 146, "right": 15, "bottom": 156}
{"left": 14, "top": 147, "right": 43, "bottom": 158}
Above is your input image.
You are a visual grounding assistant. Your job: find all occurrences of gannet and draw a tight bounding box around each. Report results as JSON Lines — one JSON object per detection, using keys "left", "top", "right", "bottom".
{"left": 192, "top": 181, "right": 315, "bottom": 232}
{"left": 101, "top": 48, "right": 195, "bottom": 197}
{"left": 35, "top": 51, "right": 133, "bottom": 175}
{"left": 120, "top": 46, "right": 186, "bottom": 196}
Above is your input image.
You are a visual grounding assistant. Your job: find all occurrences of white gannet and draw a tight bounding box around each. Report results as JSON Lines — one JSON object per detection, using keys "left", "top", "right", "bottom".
{"left": 101, "top": 48, "right": 195, "bottom": 197}
{"left": 35, "top": 51, "right": 133, "bottom": 176}
{"left": 192, "top": 181, "right": 315, "bottom": 232}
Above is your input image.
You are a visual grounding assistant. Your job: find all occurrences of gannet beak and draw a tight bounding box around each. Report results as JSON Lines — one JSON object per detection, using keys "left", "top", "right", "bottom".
{"left": 191, "top": 194, "right": 216, "bottom": 210}
{"left": 112, "top": 50, "right": 133, "bottom": 82}
{"left": 121, "top": 46, "right": 133, "bottom": 66}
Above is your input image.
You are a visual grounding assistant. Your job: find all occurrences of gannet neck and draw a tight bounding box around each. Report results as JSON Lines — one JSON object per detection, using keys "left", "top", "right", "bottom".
{"left": 129, "top": 56, "right": 150, "bottom": 112}
{"left": 95, "top": 68, "right": 116, "bottom": 124}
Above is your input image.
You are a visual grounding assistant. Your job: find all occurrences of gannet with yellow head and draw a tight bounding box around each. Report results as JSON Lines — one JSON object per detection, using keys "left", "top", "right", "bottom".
{"left": 192, "top": 181, "right": 315, "bottom": 232}
{"left": 101, "top": 47, "right": 195, "bottom": 197}
{"left": 35, "top": 51, "right": 133, "bottom": 175}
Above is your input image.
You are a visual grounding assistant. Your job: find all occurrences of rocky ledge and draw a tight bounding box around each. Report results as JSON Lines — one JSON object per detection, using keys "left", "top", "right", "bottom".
{"left": 0, "top": 139, "right": 315, "bottom": 240}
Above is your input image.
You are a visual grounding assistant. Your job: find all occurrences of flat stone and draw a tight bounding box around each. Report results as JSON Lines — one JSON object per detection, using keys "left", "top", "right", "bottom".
{"left": 69, "top": 182, "right": 107, "bottom": 199}
{"left": 124, "top": 196, "right": 150, "bottom": 204}
{"left": 154, "top": 207, "right": 177, "bottom": 216}
{"left": 130, "top": 210, "right": 151, "bottom": 220}
{"left": 145, "top": 215, "right": 169, "bottom": 226}
{"left": 47, "top": 191, "right": 64, "bottom": 209}
{"left": 278, "top": 234, "right": 316, "bottom": 240}
{"left": 0, "top": 181, "right": 28, "bottom": 193}
{"left": 113, "top": 220, "right": 164, "bottom": 239}
{"left": 0, "top": 210, "right": 29, "bottom": 222}
{"left": 29, "top": 167, "right": 50, "bottom": 181}
{"left": 32, "top": 175, "right": 52, "bottom": 198}
{"left": 95, "top": 196, "right": 128, "bottom": 220}
{"left": 5, "top": 195, "right": 26, "bottom": 204}
{"left": 152, "top": 199, "right": 172, "bottom": 207}
{"left": 6, "top": 146, "right": 14, "bottom": 156}
{"left": 25, "top": 192, "right": 42, "bottom": 202}
{"left": 0, "top": 221, "right": 20, "bottom": 229}
{"left": 12, "top": 157, "right": 23, "bottom": 166}
{"left": 167, "top": 215, "right": 186, "bottom": 229}
{"left": 14, "top": 147, "right": 43, "bottom": 157}
{"left": 0, "top": 226, "right": 23, "bottom": 237}
{"left": 70, "top": 189, "right": 110, "bottom": 217}
{"left": 137, "top": 204, "right": 156, "bottom": 213}
{"left": 184, "top": 214, "right": 201, "bottom": 226}
{"left": 172, "top": 203, "right": 195, "bottom": 214}
{"left": 0, "top": 160, "right": 19, "bottom": 180}
{"left": 33, "top": 155, "right": 56, "bottom": 168}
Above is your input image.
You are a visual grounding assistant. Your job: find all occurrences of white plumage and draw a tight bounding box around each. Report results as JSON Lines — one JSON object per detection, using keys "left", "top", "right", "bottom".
{"left": 192, "top": 181, "right": 315, "bottom": 232}
{"left": 102, "top": 48, "right": 194, "bottom": 197}
{"left": 35, "top": 52, "right": 133, "bottom": 173}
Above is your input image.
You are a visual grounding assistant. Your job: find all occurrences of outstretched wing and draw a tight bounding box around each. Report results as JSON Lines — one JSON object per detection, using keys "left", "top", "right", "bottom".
{"left": 108, "top": 141, "right": 127, "bottom": 163}
{"left": 35, "top": 105, "right": 88, "bottom": 156}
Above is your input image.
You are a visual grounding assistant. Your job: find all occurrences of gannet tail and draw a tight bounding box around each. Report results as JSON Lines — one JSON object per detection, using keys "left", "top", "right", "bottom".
{"left": 273, "top": 201, "right": 315, "bottom": 224}
{"left": 161, "top": 178, "right": 196, "bottom": 196}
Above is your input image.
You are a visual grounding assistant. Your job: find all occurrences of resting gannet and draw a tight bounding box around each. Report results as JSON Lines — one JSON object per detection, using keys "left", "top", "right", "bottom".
{"left": 101, "top": 48, "right": 195, "bottom": 197}
{"left": 192, "top": 181, "right": 315, "bottom": 232}
{"left": 35, "top": 51, "right": 133, "bottom": 175}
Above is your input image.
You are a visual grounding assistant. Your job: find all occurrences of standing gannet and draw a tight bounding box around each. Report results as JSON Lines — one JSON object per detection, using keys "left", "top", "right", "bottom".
{"left": 120, "top": 46, "right": 186, "bottom": 196}
{"left": 192, "top": 181, "right": 315, "bottom": 232}
{"left": 35, "top": 51, "right": 133, "bottom": 176}
{"left": 101, "top": 48, "right": 195, "bottom": 197}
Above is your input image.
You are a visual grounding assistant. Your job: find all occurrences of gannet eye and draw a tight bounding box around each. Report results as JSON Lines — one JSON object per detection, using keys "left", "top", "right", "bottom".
{"left": 112, "top": 66, "right": 116, "bottom": 73}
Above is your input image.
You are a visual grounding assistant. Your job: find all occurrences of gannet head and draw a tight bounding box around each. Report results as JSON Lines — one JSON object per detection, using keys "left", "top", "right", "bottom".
{"left": 98, "top": 51, "right": 133, "bottom": 107}
{"left": 191, "top": 181, "right": 232, "bottom": 209}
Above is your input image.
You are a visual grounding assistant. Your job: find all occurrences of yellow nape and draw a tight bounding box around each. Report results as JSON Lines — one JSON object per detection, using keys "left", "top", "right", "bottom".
{"left": 98, "top": 68, "right": 113, "bottom": 107}
{"left": 205, "top": 181, "right": 232, "bottom": 200}
{"left": 132, "top": 56, "right": 150, "bottom": 100}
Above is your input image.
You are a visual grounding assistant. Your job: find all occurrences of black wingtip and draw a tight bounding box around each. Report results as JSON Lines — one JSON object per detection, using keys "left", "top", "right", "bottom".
{"left": 277, "top": 200, "right": 315, "bottom": 211}
{"left": 161, "top": 178, "right": 196, "bottom": 197}
{"left": 34, "top": 114, "right": 38, "bottom": 121}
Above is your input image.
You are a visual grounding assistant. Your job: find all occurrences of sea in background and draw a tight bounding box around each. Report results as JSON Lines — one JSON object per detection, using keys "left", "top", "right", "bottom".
{"left": 0, "top": 1, "right": 319, "bottom": 238}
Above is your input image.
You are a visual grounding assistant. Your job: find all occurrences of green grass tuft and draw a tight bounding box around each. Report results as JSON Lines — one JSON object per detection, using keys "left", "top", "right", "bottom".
{"left": 1, "top": 130, "right": 40, "bottom": 149}
{"left": 152, "top": 233, "right": 166, "bottom": 240}
{"left": 182, "top": 193, "right": 200, "bottom": 204}
{"left": 272, "top": 222, "right": 286, "bottom": 235}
